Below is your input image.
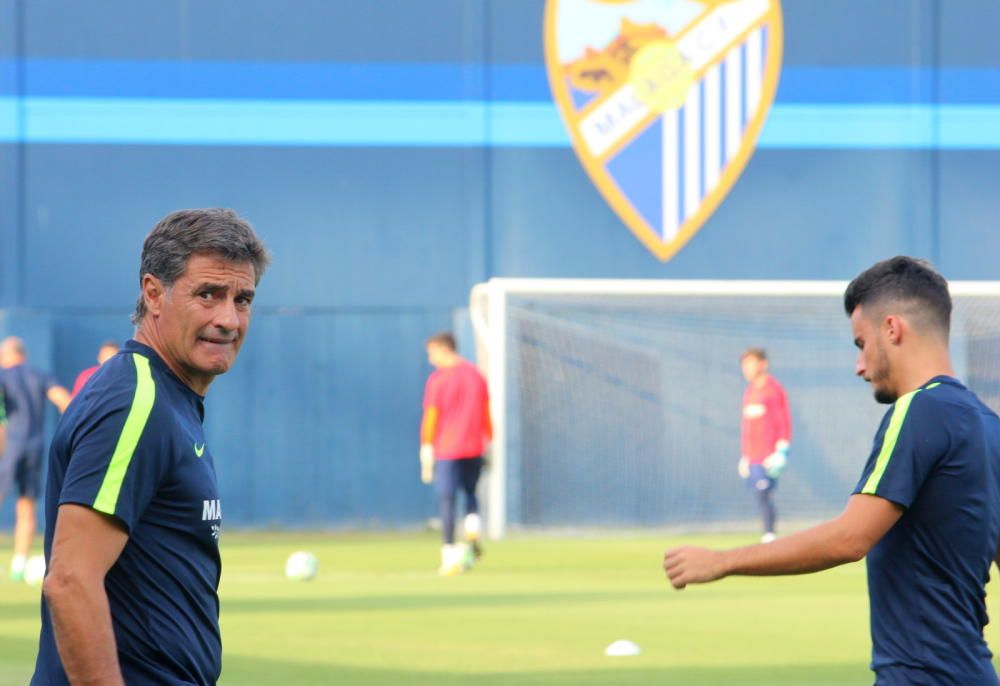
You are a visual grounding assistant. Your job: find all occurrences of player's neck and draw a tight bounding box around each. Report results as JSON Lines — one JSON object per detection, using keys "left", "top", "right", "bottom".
{"left": 134, "top": 326, "right": 213, "bottom": 396}
{"left": 893, "top": 348, "right": 954, "bottom": 396}
{"left": 751, "top": 373, "right": 770, "bottom": 388}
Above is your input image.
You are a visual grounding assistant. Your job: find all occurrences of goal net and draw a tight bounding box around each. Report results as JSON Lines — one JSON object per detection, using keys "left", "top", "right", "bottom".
{"left": 470, "top": 279, "right": 1000, "bottom": 539}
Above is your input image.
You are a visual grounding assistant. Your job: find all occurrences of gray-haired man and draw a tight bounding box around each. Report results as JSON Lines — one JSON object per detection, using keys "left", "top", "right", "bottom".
{"left": 33, "top": 208, "right": 270, "bottom": 686}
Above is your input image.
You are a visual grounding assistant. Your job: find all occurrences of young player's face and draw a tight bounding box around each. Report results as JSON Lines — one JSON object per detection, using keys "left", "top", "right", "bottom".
{"left": 156, "top": 254, "right": 256, "bottom": 393}
{"left": 850, "top": 306, "right": 895, "bottom": 404}
{"left": 741, "top": 355, "right": 766, "bottom": 382}
{"left": 426, "top": 343, "right": 447, "bottom": 369}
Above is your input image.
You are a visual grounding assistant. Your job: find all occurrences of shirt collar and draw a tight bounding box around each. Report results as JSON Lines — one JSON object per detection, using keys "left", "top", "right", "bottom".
{"left": 123, "top": 339, "right": 206, "bottom": 418}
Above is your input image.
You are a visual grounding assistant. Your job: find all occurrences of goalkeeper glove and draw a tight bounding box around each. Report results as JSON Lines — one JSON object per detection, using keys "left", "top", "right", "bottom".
{"left": 419, "top": 444, "right": 435, "bottom": 484}
{"left": 763, "top": 441, "right": 789, "bottom": 478}
{"left": 737, "top": 457, "right": 750, "bottom": 479}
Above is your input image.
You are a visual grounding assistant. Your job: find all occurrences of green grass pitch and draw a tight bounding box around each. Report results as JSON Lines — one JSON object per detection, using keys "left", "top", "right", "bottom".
{"left": 1, "top": 531, "right": 998, "bottom": 685}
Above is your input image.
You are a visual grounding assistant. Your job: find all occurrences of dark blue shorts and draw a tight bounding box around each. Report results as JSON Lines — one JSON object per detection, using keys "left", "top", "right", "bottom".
{"left": 0, "top": 438, "right": 44, "bottom": 500}
{"left": 744, "top": 463, "right": 776, "bottom": 493}
{"left": 434, "top": 456, "right": 483, "bottom": 498}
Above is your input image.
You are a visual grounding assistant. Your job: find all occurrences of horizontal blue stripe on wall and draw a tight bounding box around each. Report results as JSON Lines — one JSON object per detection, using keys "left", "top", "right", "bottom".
{"left": 2, "top": 60, "right": 1000, "bottom": 105}
{"left": 0, "top": 99, "right": 16, "bottom": 140}
{"left": 1, "top": 97, "right": 999, "bottom": 149}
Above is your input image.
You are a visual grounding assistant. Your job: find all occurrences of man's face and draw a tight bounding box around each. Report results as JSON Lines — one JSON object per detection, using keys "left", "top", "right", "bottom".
{"left": 0, "top": 341, "right": 22, "bottom": 369}
{"left": 741, "top": 355, "right": 766, "bottom": 382}
{"left": 152, "top": 254, "right": 256, "bottom": 392}
{"left": 426, "top": 342, "right": 447, "bottom": 369}
{"left": 851, "top": 305, "right": 895, "bottom": 404}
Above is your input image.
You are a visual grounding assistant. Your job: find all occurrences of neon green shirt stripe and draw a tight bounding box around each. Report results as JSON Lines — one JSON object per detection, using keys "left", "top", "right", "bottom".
{"left": 93, "top": 354, "right": 156, "bottom": 515}
{"left": 861, "top": 388, "right": 920, "bottom": 495}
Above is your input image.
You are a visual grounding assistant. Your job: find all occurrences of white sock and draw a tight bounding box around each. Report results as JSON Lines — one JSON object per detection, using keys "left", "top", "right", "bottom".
{"left": 440, "top": 545, "right": 455, "bottom": 567}
{"left": 464, "top": 513, "right": 481, "bottom": 540}
{"left": 10, "top": 555, "right": 26, "bottom": 573}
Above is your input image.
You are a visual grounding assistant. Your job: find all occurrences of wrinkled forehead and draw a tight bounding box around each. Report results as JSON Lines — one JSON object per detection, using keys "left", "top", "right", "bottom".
{"left": 177, "top": 253, "right": 257, "bottom": 287}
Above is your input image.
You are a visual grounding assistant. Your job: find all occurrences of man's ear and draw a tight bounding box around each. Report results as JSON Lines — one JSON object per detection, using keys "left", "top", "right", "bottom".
{"left": 141, "top": 274, "right": 166, "bottom": 318}
{"left": 884, "top": 314, "right": 904, "bottom": 345}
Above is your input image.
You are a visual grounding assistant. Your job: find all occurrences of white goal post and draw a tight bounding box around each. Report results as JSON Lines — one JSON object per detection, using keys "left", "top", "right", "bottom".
{"left": 471, "top": 279, "right": 1000, "bottom": 540}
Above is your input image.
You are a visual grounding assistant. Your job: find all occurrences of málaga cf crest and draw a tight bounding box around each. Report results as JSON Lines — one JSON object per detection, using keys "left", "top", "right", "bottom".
{"left": 545, "top": 0, "right": 783, "bottom": 261}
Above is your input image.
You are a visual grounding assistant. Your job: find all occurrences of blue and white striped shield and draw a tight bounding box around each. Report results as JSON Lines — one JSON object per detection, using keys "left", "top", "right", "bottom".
{"left": 545, "top": 0, "right": 783, "bottom": 260}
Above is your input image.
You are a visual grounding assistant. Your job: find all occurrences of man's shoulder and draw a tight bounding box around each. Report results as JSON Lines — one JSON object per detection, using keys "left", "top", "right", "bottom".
{"left": 908, "top": 379, "right": 985, "bottom": 421}
{"left": 764, "top": 376, "right": 787, "bottom": 394}
{"left": 460, "top": 360, "right": 487, "bottom": 381}
{"left": 84, "top": 352, "right": 141, "bottom": 394}
{"left": 68, "top": 352, "right": 167, "bottom": 425}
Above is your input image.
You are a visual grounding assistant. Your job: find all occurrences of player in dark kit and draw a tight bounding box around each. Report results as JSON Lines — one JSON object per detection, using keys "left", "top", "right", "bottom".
{"left": 0, "top": 337, "right": 71, "bottom": 582}
{"left": 663, "top": 256, "right": 1000, "bottom": 685}
{"left": 31, "top": 209, "right": 270, "bottom": 686}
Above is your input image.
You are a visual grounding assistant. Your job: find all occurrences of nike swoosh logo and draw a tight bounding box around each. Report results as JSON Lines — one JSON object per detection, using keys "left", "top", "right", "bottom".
{"left": 194, "top": 443, "right": 206, "bottom": 458}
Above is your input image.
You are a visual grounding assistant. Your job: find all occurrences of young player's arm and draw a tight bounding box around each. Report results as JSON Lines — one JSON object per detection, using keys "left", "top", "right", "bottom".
{"left": 419, "top": 376, "right": 440, "bottom": 483}
{"left": 663, "top": 494, "right": 902, "bottom": 589}
{"left": 419, "top": 407, "right": 439, "bottom": 483}
{"left": 666, "top": 391, "right": 945, "bottom": 589}
{"left": 481, "top": 376, "right": 493, "bottom": 459}
{"left": 482, "top": 400, "right": 493, "bottom": 444}
{"left": 43, "top": 504, "right": 128, "bottom": 686}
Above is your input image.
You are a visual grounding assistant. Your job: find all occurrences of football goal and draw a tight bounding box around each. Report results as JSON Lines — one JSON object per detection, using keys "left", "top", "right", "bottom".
{"left": 470, "top": 279, "right": 1000, "bottom": 539}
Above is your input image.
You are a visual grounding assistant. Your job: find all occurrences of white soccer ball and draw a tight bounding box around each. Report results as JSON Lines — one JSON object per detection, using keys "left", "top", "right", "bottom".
{"left": 24, "top": 555, "right": 46, "bottom": 587}
{"left": 285, "top": 551, "right": 318, "bottom": 581}
{"left": 605, "top": 639, "right": 641, "bottom": 657}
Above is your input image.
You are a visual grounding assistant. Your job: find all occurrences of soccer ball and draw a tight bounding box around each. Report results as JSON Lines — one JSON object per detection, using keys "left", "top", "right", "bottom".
{"left": 24, "top": 555, "right": 46, "bottom": 587}
{"left": 285, "top": 551, "right": 318, "bottom": 581}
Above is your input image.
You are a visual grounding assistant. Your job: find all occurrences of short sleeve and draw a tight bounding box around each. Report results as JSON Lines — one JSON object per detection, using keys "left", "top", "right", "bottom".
{"left": 853, "top": 390, "right": 947, "bottom": 508}
{"left": 58, "top": 354, "right": 168, "bottom": 533}
{"left": 423, "top": 373, "right": 440, "bottom": 409}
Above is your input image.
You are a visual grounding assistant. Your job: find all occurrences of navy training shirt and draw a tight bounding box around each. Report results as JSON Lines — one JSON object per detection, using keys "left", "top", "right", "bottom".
{"left": 0, "top": 363, "right": 58, "bottom": 442}
{"left": 32, "top": 340, "right": 223, "bottom": 686}
{"left": 854, "top": 376, "right": 1000, "bottom": 685}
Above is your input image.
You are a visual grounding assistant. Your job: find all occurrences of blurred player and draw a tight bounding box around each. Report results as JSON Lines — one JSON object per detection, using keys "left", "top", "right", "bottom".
{"left": 0, "top": 384, "right": 6, "bottom": 463}
{"left": 664, "top": 256, "right": 1000, "bottom": 685}
{"left": 420, "top": 332, "right": 492, "bottom": 576}
{"left": 69, "top": 340, "right": 120, "bottom": 399}
{"left": 32, "top": 208, "right": 270, "bottom": 685}
{"left": 738, "top": 348, "right": 791, "bottom": 543}
{"left": 0, "top": 336, "right": 71, "bottom": 582}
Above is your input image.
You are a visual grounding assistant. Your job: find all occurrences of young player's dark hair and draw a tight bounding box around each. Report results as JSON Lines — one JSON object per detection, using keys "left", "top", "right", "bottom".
{"left": 741, "top": 347, "right": 767, "bottom": 361}
{"left": 426, "top": 332, "right": 457, "bottom": 351}
{"left": 843, "top": 256, "right": 951, "bottom": 337}
{"left": 132, "top": 208, "right": 271, "bottom": 325}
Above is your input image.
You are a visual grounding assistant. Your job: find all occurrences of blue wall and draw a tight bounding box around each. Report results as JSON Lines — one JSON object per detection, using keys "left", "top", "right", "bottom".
{"left": 1, "top": 0, "right": 999, "bottom": 527}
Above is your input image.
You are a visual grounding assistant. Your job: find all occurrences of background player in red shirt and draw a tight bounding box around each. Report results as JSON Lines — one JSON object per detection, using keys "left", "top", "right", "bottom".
{"left": 70, "top": 340, "right": 120, "bottom": 399}
{"left": 739, "top": 348, "right": 791, "bottom": 543}
{"left": 420, "top": 332, "right": 492, "bottom": 576}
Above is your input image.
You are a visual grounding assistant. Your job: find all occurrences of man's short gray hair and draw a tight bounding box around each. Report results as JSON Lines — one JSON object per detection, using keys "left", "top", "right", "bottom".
{"left": 132, "top": 208, "right": 271, "bottom": 325}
